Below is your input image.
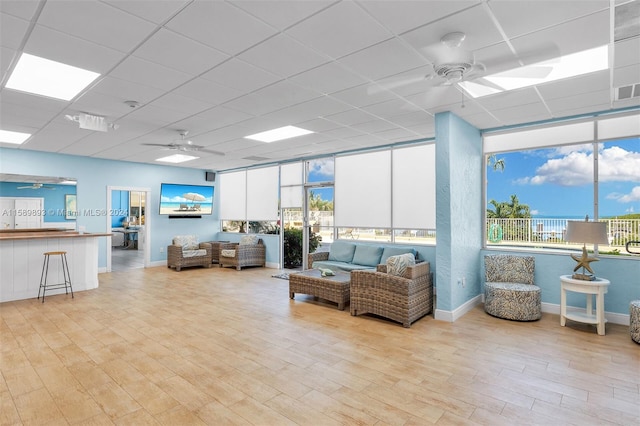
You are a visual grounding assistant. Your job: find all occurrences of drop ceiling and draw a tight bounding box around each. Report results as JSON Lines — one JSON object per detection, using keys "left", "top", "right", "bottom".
{"left": 1, "top": 0, "right": 638, "bottom": 172}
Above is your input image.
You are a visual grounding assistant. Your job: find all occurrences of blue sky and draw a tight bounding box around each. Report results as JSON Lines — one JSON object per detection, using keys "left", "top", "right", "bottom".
{"left": 488, "top": 138, "right": 640, "bottom": 218}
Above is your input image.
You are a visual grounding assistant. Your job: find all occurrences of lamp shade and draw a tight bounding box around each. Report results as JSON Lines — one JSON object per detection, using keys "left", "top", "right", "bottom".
{"left": 565, "top": 220, "right": 608, "bottom": 244}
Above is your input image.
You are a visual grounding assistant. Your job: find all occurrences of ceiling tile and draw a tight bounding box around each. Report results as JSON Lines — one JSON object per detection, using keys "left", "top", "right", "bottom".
{"left": 613, "top": 64, "right": 640, "bottom": 87}
{"left": 286, "top": 1, "right": 392, "bottom": 59}
{"left": 127, "top": 103, "right": 195, "bottom": 127}
{"left": 102, "top": 0, "right": 191, "bottom": 24}
{"left": 0, "top": 0, "right": 41, "bottom": 20}
{"left": 510, "top": 10, "right": 609, "bottom": 57}
{"left": 165, "top": 1, "right": 277, "bottom": 55}
{"left": 20, "top": 122, "right": 87, "bottom": 152}
{"left": 358, "top": 0, "right": 477, "bottom": 35}
{"left": 289, "top": 61, "right": 368, "bottom": 95}
{"left": 614, "top": 37, "right": 640, "bottom": 68}
{"left": 546, "top": 89, "right": 611, "bottom": 114}
{"left": 476, "top": 87, "right": 542, "bottom": 110}
{"left": 173, "top": 77, "right": 243, "bottom": 106}
{"left": 90, "top": 76, "right": 165, "bottom": 106}
{"left": 331, "top": 83, "right": 397, "bottom": 108}
{"left": 200, "top": 58, "right": 280, "bottom": 93}
{"left": 24, "top": 24, "right": 125, "bottom": 74}
{"left": 238, "top": 33, "right": 329, "bottom": 78}
{"left": 537, "top": 71, "right": 610, "bottom": 100}
{"left": 0, "top": 46, "right": 16, "bottom": 77}
{"left": 492, "top": 102, "right": 552, "bottom": 125}
{"left": 223, "top": 80, "right": 320, "bottom": 116}
{"left": 0, "top": 12, "right": 30, "bottom": 49}
{"left": 338, "top": 38, "right": 428, "bottom": 81}
{"left": 172, "top": 107, "right": 254, "bottom": 135}
{"left": 400, "top": 4, "right": 502, "bottom": 53}
{"left": 109, "top": 56, "right": 192, "bottom": 91}
{"left": 132, "top": 28, "right": 229, "bottom": 76}
{"left": 37, "top": 1, "right": 157, "bottom": 52}
{"left": 489, "top": 0, "right": 609, "bottom": 39}
{"left": 324, "top": 108, "right": 380, "bottom": 126}
{"left": 232, "top": 0, "right": 334, "bottom": 30}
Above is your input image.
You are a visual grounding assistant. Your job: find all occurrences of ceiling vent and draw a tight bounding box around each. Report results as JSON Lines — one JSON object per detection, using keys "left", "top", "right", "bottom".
{"left": 616, "top": 83, "right": 640, "bottom": 100}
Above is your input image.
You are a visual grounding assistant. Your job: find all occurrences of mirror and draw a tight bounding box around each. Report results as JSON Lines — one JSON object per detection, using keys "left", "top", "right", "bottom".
{"left": 0, "top": 174, "right": 77, "bottom": 229}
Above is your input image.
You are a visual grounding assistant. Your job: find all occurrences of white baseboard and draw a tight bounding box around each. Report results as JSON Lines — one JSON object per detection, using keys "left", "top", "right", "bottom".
{"left": 434, "top": 294, "right": 482, "bottom": 322}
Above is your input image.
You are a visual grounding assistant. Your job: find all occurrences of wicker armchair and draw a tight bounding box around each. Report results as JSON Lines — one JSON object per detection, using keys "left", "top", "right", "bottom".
{"left": 167, "top": 235, "right": 212, "bottom": 272}
{"left": 484, "top": 254, "right": 541, "bottom": 321}
{"left": 350, "top": 261, "right": 433, "bottom": 328}
{"left": 219, "top": 238, "right": 266, "bottom": 270}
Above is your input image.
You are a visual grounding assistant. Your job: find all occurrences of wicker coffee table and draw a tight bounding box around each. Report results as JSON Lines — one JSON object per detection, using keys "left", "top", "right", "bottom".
{"left": 289, "top": 269, "right": 351, "bottom": 310}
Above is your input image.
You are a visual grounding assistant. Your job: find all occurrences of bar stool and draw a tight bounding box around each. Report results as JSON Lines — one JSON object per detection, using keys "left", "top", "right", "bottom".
{"left": 38, "top": 251, "right": 73, "bottom": 303}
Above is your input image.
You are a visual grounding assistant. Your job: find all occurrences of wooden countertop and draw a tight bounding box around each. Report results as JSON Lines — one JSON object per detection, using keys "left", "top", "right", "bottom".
{"left": 0, "top": 229, "right": 112, "bottom": 240}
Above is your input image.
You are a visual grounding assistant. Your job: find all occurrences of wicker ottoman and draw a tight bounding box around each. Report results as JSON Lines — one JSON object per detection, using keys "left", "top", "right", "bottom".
{"left": 485, "top": 282, "right": 542, "bottom": 321}
{"left": 630, "top": 300, "right": 640, "bottom": 344}
{"left": 289, "top": 269, "right": 351, "bottom": 310}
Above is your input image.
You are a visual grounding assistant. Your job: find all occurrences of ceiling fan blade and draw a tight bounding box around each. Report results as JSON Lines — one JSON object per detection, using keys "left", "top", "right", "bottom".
{"left": 16, "top": 186, "right": 33, "bottom": 189}
{"left": 142, "top": 143, "right": 174, "bottom": 148}
{"left": 368, "top": 74, "right": 428, "bottom": 95}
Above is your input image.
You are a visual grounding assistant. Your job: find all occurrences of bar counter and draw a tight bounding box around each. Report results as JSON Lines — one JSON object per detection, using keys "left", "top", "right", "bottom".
{"left": 0, "top": 228, "right": 111, "bottom": 303}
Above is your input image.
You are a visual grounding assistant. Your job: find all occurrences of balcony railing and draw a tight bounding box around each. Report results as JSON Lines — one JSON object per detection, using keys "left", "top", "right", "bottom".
{"left": 486, "top": 218, "right": 640, "bottom": 249}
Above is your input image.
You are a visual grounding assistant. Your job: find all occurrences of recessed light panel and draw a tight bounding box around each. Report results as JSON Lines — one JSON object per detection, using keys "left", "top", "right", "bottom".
{"left": 0, "top": 129, "right": 32, "bottom": 144}
{"left": 5, "top": 53, "right": 100, "bottom": 101}
{"left": 155, "top": 154, "right": 199, "bottom": 163}
{"left": 460, "top": 45, "right": 609, "bottom": 98}
{"left": 245, "top": 125, "right": 314, "bottom": 143}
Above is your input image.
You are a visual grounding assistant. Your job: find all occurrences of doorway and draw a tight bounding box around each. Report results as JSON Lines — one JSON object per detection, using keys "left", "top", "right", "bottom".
{"left": 106, "top": 186, "right": 151, "bottom": 272}
{"left": 303, "top": 185, "right": 334, "bottom": 269}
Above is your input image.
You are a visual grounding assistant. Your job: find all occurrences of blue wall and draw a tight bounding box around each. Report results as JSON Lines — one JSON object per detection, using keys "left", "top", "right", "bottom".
{"left": 0, "top": 181, "right": 76, "bottom": 223}
{"left": 435, "top": 112, "right": 483, "bottom": 312}
{"left": 111, "top": 190, "right": 129, "bottom": 227}
{"left": 0, "top": 148, "right": 220, "bottom": 267}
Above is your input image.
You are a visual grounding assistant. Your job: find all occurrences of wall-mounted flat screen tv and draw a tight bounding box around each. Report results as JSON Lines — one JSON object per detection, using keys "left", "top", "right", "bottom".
{"left": 159, "top": 183, "right": 214, "bottom": 216}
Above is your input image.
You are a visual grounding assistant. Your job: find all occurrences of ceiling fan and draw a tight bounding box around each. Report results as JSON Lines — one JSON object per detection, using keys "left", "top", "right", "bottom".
{"left": 142, "top": 130, "right": 225, "bottom": 156}
{"left": 370, "top": 32, "right": 556, "bottom": 98}
{"left": 17, "top": 183, "right": 56, "bottom": 190}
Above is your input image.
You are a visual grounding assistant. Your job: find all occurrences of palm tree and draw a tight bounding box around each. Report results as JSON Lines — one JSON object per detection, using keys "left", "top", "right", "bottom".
{"left": 506, "top": 194, "right": 530, "bottom": 218}
{"left": 488, "top": 154, "right": 505, "bottom": 172}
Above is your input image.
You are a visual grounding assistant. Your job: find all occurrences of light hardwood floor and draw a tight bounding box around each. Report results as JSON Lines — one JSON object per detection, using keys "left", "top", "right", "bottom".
{"left": 1, "top": 266, "right": 638, "bottom": 425}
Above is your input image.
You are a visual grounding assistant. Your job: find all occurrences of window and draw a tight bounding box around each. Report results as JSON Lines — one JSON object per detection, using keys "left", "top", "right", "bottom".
{"left": 484, "top": 112, "right": 640, "bottom": 253}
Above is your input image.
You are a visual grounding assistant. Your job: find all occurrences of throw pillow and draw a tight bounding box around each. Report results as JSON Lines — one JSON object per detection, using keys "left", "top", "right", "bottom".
{"left": 386, "top": 253, "right": 416, "bottom": 277}
{"left": 239, "top": 235, "right": 259, "bottom": 245}
{"left": 328, "top": 241, "right": 356, "bottom": 263}
{"left": 352, "top": 245, "right": 383, "bottom": 267}
{"left": 380, "top": 246, "right": 416, "bottom": 264}
{"left": 174, "top": 235, "right": 199, "bottom": 250}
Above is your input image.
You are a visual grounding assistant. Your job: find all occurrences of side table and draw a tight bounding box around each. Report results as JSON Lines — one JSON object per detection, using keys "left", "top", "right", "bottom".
{"left": 560, "top": 274, "right": 610, "bottom": 335}
{"left": 205, "top": 241, "right": 229, "bottom": 264}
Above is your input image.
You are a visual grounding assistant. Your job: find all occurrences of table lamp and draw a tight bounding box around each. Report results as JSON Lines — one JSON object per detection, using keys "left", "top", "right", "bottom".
{"left": 565, "top": 216, "right": 608, "bottom": 280}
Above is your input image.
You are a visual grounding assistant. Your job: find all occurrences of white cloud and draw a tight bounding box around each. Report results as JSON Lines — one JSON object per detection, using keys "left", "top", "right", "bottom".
{"left": 527, "top": 146, "right": 640, "bottom": 186}
{"left": 309, "top": 158, "right": 334, "bottom": 177}
{"left": 616, "top": 186, "right": 640, "bottom": 203}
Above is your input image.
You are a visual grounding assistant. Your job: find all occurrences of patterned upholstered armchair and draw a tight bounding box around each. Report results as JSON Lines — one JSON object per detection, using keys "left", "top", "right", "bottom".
{"left": 167, "top": 235, "right": 212, "bottom": 272}
{"left": 219, "top": 236, "right": 266, "bottom": 271}
{"left": 484, "top": 254, "right": 541, "bottom": 321}
{"left": 351, "top": 257, "right": 433, "bottom": 328}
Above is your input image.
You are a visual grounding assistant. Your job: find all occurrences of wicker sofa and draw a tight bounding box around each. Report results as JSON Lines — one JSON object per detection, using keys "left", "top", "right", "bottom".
{"left": 308, "top": 240, "right": 417, "bottom": 272}
{"left": 167, "top": 235, "right": 212, "bottom": 272}
{"left": 219, "top": 237, "right": 266, "bottom": 270}
{"left": 350, "top": 260, "right": 433, "bottom": 328}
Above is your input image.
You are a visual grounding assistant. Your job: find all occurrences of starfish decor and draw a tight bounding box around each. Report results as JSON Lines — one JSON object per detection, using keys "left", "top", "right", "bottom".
{"left": 571, "top": 245, "right": 599, "bottom": 280}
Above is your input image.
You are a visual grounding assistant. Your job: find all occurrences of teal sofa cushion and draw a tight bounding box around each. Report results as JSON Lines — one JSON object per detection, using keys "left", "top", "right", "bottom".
{"left": 380, "top": 246, "right": 416, "bottom": 264}
{"left": 328, "top": 241, "right": 356, "bottom": 263}
{"left": 313, "top": 260, "right": 374, "bottom": 272}
{"left": 352, "top": 245, "right": 383, "bottom": 267}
